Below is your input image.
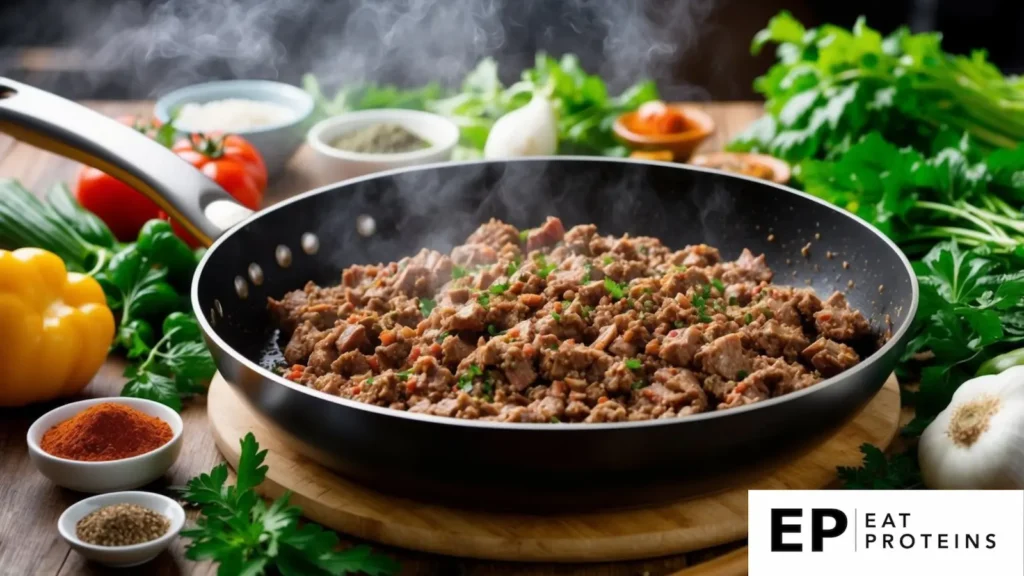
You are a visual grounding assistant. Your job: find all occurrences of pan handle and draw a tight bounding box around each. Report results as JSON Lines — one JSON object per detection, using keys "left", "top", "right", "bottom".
{"left": 0, "top": 78, "right": 252, "bottom": 246}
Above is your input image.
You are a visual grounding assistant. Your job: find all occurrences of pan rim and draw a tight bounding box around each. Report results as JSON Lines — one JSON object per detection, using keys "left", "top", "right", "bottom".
{"left": 192, "top": 156, "right": 919, "bottom": 432}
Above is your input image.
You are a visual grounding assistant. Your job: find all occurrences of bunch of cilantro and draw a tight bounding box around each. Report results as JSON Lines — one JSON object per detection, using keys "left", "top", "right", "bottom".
{"left": 179, "top": 433, "right": 399, "bottom": 576}
{"left": 0, "top": 179, "right": 214, "bottom": 411}
{"left": 731, "top": 13, "right": 1024, "bottom": 489}
{"left": 302, "top": 52, "right": 659, "bottom": 158}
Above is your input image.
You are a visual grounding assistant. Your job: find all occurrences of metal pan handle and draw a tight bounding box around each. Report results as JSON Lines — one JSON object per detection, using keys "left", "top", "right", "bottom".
{"left": 0, "top": 78, "right": 253, "bottom": 246}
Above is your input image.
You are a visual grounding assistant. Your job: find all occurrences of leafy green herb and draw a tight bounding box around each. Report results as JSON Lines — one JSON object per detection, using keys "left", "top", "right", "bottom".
{"left": 603, "top": 255, "right": 614, "bottom": 265}
{"left": 581, "top": 262, "right": 593, "bottom": 284}
{"left": 631, "top": 380, "right": 648, "bottom": 390}
{"left": 761, "top": 308, "right": 774, "bottom": 319}
{"left": 519, "top": 229, "right": 530, "bottom": 243}
{"left": 711, "top": 278, "right": 726, "bottom": 293}
{"left": 489, "top": 283, "right": 509, "bottom": 295}
{"left": 713, "top": 301, "right": 725, "bottom": 312}
{"left": 624, "top": 358, "right": 643, "bottom": 370}
{"left": 458, "top": 364, "right": 483, "bottom": 392}
{"left": 549, "top": 416, "right": 561, "bottom": 423}
{"left": 477, "top": 292, "right": 490, "bottom": 307}
{"left": 729, "top": 296, "right": 738, "bottom": 306}
{"left": 180, "top": 432, "right": 400, "bottom": 575}
{"left": 603, "top": 277, "right": 626, "bottom": 300}
{"left": 698, "top": 310, "right": 713, "bottom": 323}
{"left": 551, "top": 312, "right": 562, "bottom": 322}
{"left": 487, "top": 324, "right": 506, "bottom": 336}
{"left": 672, "top": 265, "right": 687, "bottom": 273}
{"left": 419, "top": 297, "right": 437, "bottom": 317}
{"left": 702, "top": 284, "right": 712, "bottom": 299}
{"left": 744, "top": 312, "right": 754, "bottom": 324}
{"left": 674, "top": 320, "right": 685, "bottom": 328}
{"left": 581, "top": 305, "right": 594, "bottom": 319}
{"left": 436, "top": 331, "right": 450, "bottom": 343}
{"left": 534, "top": 255, "right": 557, "bottom": 279}
{"left": 837, "top": 444, "right": 922, "bottom": 489}
{"left": 396, "top": 370, "right": 412, "bottom": 382}
{"left": 736, "top": 370, "right": 749, "bottom": 380}
{"left": 121, "top": 313, "right": 214, "bottom": 411}
{"left": 506, "top": 257, "right": 520, "bottom": 277}
{"left": 451, "top": 265, "right": 469, "bottom": 279}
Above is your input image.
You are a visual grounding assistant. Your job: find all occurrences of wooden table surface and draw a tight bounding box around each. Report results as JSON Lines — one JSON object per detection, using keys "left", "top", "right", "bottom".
{"left": 0, "top": 100, "right": 763, "bottom": 576}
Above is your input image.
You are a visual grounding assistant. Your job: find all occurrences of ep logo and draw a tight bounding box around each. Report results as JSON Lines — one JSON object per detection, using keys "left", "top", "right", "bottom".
{"left": 771, "top": 508, "right": 848, "bottom": 552}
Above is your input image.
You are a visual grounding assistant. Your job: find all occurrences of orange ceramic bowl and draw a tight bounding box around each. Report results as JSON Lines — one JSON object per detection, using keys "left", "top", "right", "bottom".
{"left": 689, "top": 151, "right": 791, "bottom": 185}
{"left": 613, "top": 104, "right": 715, "bottom": 161}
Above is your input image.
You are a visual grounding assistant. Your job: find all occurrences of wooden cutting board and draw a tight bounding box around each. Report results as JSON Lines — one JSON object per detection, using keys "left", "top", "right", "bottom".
{"left": 208, "top": 374, "right": 900, "bottom": 565}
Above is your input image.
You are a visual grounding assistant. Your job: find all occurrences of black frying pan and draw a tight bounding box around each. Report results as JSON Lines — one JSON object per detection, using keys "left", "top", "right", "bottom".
{"left": 0, "top": 79, "right": 918, "bottom": 512}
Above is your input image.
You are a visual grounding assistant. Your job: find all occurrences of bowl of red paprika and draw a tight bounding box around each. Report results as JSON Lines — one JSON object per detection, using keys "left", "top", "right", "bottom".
{"left": 613, "top": 100, "right": 715, "bottom": 162}
{"left": 26, "top": 398, "right": 183, "bottom": 493}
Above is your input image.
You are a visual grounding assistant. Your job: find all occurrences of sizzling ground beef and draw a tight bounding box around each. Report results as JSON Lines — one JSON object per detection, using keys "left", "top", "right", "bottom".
{"left": 268, "top": 217, "right": 877, "bottom": 423}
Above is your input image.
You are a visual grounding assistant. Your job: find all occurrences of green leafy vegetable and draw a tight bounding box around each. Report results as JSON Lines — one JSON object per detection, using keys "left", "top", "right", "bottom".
{"left": 551, "top": 312, "right": 562, "bottom": 322}
{"left": 506, "top": 257, "right": 520, "bottom": 277}
{"left": 121, "top": 314, "right": 214, "bottom": 410}
{"left": 458, "top": 364, "right": 483, "bottom": 392}
{"left": 451, "top": 265, "right": 469, "bottom": 279}
{"left": 603, "top": 277, "right": 626, "bottom": 300}
{"left": 419, "top": 297, "right": 436, "bottom": 317}
{"left": 837, "top": 444, "right": 922, "bottom": 489}
{"left": 489, "top": 283, "right": 509, "bottom": 295}
{"left": 624, "top": 358, "right": 642, "bottom": 370}
{"left": 180, "top": 432, "right": 399, "bottom": 576}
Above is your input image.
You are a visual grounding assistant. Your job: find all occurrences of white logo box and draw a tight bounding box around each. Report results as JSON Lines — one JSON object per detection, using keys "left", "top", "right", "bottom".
{"left": 749, "top": 490, "right": 1024, "bottom": 576}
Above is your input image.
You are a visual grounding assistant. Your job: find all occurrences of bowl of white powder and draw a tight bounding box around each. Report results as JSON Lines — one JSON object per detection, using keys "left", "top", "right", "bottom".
{"left": 154, "top": 80, "right": 314, "bottom": 178}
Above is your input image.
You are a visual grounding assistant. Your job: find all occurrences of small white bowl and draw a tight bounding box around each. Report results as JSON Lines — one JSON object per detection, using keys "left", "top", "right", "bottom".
{"left": 154, "top": 80, "right": 315, "bottom": 178}
{"left": 306, "top": 108, "right": 460, "bottom": 182}
{"left": 27, "top": 397, "right": 183, "bottom": 493}
{"left": 58, "top": 491, "right": 186, "bottom": 568}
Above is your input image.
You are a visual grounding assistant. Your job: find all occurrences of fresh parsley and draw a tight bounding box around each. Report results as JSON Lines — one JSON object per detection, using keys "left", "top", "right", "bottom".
{"left": 458, "top": 364, "right": 483, "bottom": 392}
{"left": 631, "top": 380, "right": 648, "bottom": 390}
{"left": 518, "top": 229, "right": 530, "bottom": 243}
{"left": 624, "top": 358, "right": 643, "bottom": 370}
{"left": 477, "top": 292, "right": 490, "bottom": 307}
{"left": 603, "top": 277, "right": 626, "bottom": 300}
{"left": 581, "top": 262, "right": 593, "bottom": 284}
{"left": 451, "top": 265, "right": 469, "bottom": 279}
{"left": 551, "top": 312, "right": 562, "bottom": 322}
{"left": 121, "top": 313, "right": 214, "bottom": 411}
{"left": 489, "top": 282, "right": 509, "bottom": 295}
{"left": 837, "top": 444, "right": 922, "bottom": 490}
{"left": 419, "top": 297, "right": 436, "bottom": 317}
{"left": 506, "top": 256, "right": 520, "bottom": 277}
{"left": 179, "top": 433, "right": 400, "bottom": 576}
{"left": 534, "top": 254, "right": 557, "bottom": 279}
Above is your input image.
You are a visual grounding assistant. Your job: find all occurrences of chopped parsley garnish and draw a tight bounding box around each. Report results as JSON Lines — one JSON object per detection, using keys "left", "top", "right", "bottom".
{"left": 626, "top": 298, "right": 635, "bottom": 308}
{"left": 673, "top": 265, "right": 687, "bottom": 272}
{"left": 489, "top": 282, "right": 509, "bottom": 295}
{"left": 562, "top": 300, "right": 572, "bottom": 308}
{"left": 506, "top": 257, "right": 520, "bottom": 277}
{"left": 549, "top": 416, "right": 561, "bottom": 423}
{"left": 549, "top": 342, "right": 559, "bottom": 350}
{"left": 581, "top": 305, "right": 593, "bottom": 319}
{"left": 487, "top": 324, "right": 499, "bottom": 336}
{"left": 736, "top": 370, "right": 749, "bottom": 380}
{"left": 674, "top": 320, "right": 685, "bottom": 328}
{"left": 458, "top": 364, "right": 482, "bottom": 392}
{"left": 698, "top": 310, "right": 713, "bottom": 323}
{"left": 518, "top": 229, "right": 530, "bottom": 242}
{"left": 729, "top": 296, "right": 738, "bottom": 306}
{"left": 581, "top": 262, "right": 593, "bottom": 284}
{"left": 603, "top": 277, "right": 626, "bottom": 300}
{"left": 451, "top": 265, "right": 469, "bottom": 279}
{"left": 624, "top": 358, "right": 642, "bottom": 370}
{"left": 643, "top": 287, "right": 652, "bottom": 294}
{"left": 744, "top": 312, "right": 753, "bottom": 324}
{"left": 534, "top": 255, "right": 557, "bottom": 279}
{"left": 643, "top": 299, "right": 654, "bottom": 310}
{"left": 436, "top": 331, "right": 450, "bottom": 343}
{"left": 603, "top": 255, "right": 613, "bottom": 265}
{"left": 762, "top": 308, "right": 774, "bottom": 319}
{"left": 711, "top": 278, "right": 725, "bottom": 293}
{"left": 366, "top": 376, "right": 375, "bottom": 385}
{"left": 551, "top": 312, "right": 562, "bottom": 322}
{"left": 692, "top": 295, "right": 706, "bottom": 309}
{"left": 639, "top": 246, "right": 649, "bottom": 255}
{"left": 702, "top": 284, "right": 712, "bottom": 299}
{"left": 481, "top": 374, "right": 496, "bottom": 400}
{"left": 713, "top": 300, "right": 725, "bottom": 312}
{"left": 397, "top": 370, "right": 412, "bottom": 381}
{"left": 477, "top": 292, "right": 490, "bottom": 307}
{"left": 631, "top": 380, "right": 648, "bottom": 390}
{"left": 419, "top": 298, "right": 436, "bottom": 317}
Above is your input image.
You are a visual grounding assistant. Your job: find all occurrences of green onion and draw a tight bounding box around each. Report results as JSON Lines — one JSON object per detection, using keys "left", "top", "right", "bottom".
{"left": 624, "top": 358, "right": 642, "bottom": 370}
{"left": 603, "top": 277, "right": 625, "bottom": 300}
{"left": 489, "top": 282, "right": 509, "bottom": 294}
{"left": 452, "top": 265, "right": 469, "bottom": 279}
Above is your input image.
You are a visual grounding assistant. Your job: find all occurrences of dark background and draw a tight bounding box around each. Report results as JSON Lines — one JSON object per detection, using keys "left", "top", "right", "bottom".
{"left": 0, "top": 0, "right": 1021, "bottom": 101}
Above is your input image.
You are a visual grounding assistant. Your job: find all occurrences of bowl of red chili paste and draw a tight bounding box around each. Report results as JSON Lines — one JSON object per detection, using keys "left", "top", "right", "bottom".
{"left": 26, "top": 398, "right": 183, "bottom": 493}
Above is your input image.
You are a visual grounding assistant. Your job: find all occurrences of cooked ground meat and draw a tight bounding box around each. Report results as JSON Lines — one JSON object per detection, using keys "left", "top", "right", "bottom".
{"left": 268, "top": 216, "right": 878, "bottom": 423}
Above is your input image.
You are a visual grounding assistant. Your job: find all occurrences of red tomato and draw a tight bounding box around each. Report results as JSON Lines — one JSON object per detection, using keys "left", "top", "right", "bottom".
{"left": 74, "top": 116, "right": 166, "bottom": 241}
{"left": 163, "top": 133, "right": 268, "bottom": 247}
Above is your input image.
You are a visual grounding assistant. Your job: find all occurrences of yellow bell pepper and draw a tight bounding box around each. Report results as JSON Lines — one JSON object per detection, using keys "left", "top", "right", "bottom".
{"left": 0, "top": 248, "right": 115, "bottom": 406}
